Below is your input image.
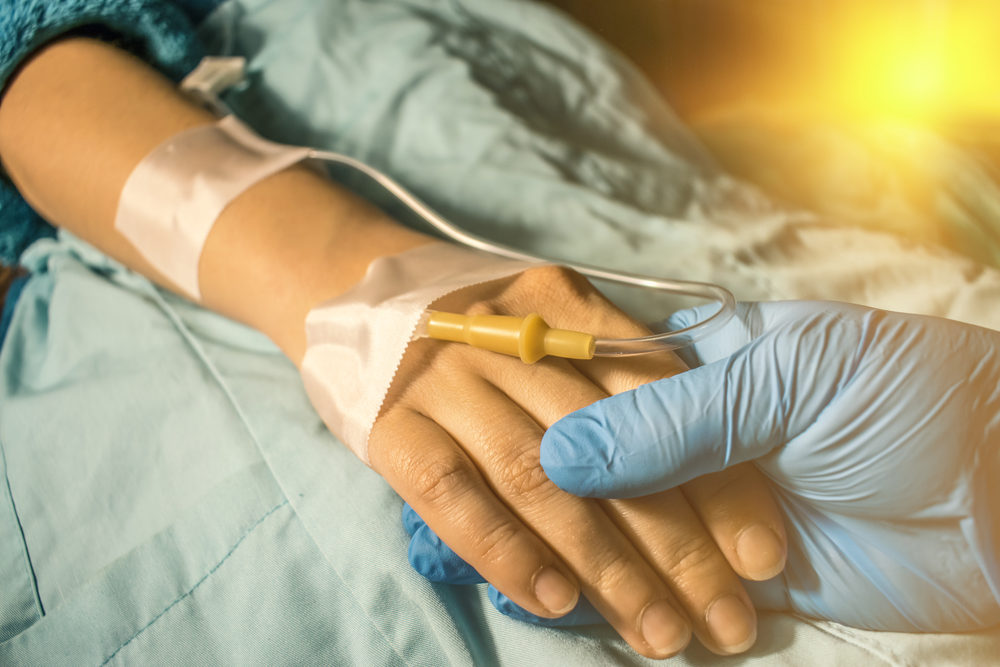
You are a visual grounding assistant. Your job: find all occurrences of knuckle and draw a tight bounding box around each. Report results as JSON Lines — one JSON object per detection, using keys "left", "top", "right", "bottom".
{"left": 513, "top": 266, "right": 644, "bottom": 337}
{"left": 514, "top": 266, "right": 593, "bottom": 306}
{"left": 491, "top": 442, "right": 552, "bottom": 498}
{"left": 519, "top": 264, "right": 584, "bottom": 290}
{"left": 685, "top": 464, "right": 759, "bottom": 513}
{"left": 463, "top": 298, "right": 503, "bottom": 318}
{"left": 469, "top": 519, "right": 525, "bottom": 568}
{"left": 445, "top": 265, "right": 625, "bottom": 334}
{"left": 589, "top": 549, "right": 638, "bottom": 592}
{"left": 408, "top": 454, "right": 479, "bottom": 506}
{"left": 661, "top": 534, "right": 721, "bottom": 584}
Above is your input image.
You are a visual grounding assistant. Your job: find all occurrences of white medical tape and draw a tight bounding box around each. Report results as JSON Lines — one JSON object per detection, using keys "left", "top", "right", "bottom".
{"left": 300, "top": 242, "right": 536, "bottom": 464}
{"left": 114, "top": 115, "right": 311, "bottom": 300}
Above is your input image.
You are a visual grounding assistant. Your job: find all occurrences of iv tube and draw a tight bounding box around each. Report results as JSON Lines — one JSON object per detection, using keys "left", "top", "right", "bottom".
{"left": 305, "top": 147, "right": 736, "bottom": 357}
{"left": 181, "top": 57, "right": 735, "bottom": 357}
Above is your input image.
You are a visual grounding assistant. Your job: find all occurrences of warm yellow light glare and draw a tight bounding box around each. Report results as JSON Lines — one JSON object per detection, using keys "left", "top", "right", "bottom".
{"left": 829, "top": 2, "right": 1000, "bottom": 123}
{"left": 895, "top": 55, "right": 944, "bottom": 107}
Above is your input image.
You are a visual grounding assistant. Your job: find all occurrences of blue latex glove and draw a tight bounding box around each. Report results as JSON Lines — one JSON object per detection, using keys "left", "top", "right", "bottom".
{"left": 542, "top": 300, "right": 1000, "bottom": 632}
{"left": 404, "top": 301, "right": 1000, "bottom": 632}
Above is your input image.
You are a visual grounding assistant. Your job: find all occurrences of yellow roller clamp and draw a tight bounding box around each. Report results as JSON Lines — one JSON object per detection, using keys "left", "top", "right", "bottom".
{"left": 425, "top": 311, "right": 596, "bottom": 364}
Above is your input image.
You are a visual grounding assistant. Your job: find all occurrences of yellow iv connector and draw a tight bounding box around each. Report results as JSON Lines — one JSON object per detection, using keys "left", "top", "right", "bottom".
{"left": 425, "top": 311, "right": 595, "bottom": 364}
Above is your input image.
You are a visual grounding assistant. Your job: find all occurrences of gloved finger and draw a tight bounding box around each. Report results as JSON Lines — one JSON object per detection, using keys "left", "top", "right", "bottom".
{"left": 542, "top": 306, "right": 858, "bottom": 498}
{"left": 408, "top": 522, "right": 486, "bottom": 584}
{"left": 664, "top": 300, "right": 852, "bottom": 368}
{"left": 404, "top": 504, "right": 485, "bottom": 584}
{"left": 489, "top": 586, "right": 606, "bottom": 627}
{"left": 664, "top": 302, "right": 766, "bottom": 368}
{"left": 401, "top": 502, "right": 423, "bottom": 537}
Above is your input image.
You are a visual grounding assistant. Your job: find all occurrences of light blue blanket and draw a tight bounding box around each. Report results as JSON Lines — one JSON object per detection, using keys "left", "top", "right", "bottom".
{"left": 2, "top": 0, "right": 999, "bottom": 663}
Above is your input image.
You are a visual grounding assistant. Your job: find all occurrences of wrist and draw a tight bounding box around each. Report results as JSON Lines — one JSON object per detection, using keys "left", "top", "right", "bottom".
{"left": 198, "top": 165, "right": 432, "bottom": 364}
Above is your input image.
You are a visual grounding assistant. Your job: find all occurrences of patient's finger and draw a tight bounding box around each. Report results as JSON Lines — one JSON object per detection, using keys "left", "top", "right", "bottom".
{"left": 680, "top": 463, "right": 787, "bottom": 582}
{"left": 423, "top": 373, "right": 692, "bottom": 659}
{"left": 580, "top": 342, "right": 789, "bottom": 589}
{"left": 404, "top": 506, "right": 605, "bottom": 625}
{"left": 484, "top": 356, "right": 760, "bottom": 654}
{"left": 606, "top": 491, "right": 759, "bottom": 655}
{"left": 370, "top": 408, "right": 581, "bottom": 620}
{"left": 564, "top": 310, "right": 787, "bottom": 604}
{"left": 489, "top": 587, "right": 606, "bottom": 627}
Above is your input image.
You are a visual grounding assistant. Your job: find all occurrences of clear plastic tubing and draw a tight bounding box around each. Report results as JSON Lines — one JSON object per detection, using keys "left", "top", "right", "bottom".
{"left": 183, "top": 57, "right": 735, "bottom": 357}
{"left": 307, "top": 148, "right": 736, "bottom": 357}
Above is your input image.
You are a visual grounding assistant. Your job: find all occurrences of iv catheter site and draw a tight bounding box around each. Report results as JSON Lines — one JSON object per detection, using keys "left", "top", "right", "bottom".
{"left": 301, "top": 145, "right": 736, "bottom": 361}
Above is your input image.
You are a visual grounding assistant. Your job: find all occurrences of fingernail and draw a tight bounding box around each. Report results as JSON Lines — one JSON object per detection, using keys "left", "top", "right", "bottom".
{"left": 640, "top": 600, "right": 690, "bottom": 657}
{"left": 706, "top": 594, "right": 757, "bottom": 654}
{"left": 533, "top": 567, "right": 579, "bottom": 615}
{"left": 736, "top": 524, "right": 786, "bottom": 581}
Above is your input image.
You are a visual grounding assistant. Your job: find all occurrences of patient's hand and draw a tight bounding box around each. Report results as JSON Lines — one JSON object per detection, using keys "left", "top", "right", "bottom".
{"left": 370, "top": 266, "right": 786, "bottom": 658}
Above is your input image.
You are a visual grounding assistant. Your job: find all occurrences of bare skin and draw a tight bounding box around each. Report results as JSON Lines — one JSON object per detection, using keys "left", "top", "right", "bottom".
{"left": 0, "top": 37, "right": 786, "bottom": 657}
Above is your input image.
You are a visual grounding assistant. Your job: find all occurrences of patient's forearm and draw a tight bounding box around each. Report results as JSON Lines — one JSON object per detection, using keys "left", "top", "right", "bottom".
{"left": 0, "top": 37, "right": 429, "bottom": 362}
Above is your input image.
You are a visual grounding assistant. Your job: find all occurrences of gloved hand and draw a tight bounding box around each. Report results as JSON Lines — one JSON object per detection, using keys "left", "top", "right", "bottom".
{"left": 405, "top": 301, "right": 1000, "bottom": 633}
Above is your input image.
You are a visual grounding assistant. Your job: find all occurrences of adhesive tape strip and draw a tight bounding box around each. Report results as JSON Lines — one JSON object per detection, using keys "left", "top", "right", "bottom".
{"left": 300, "top": 242, "right": 536, "bottom": 464}
{"left": 115, "top": 116, "right": 311, "bottom": 300}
